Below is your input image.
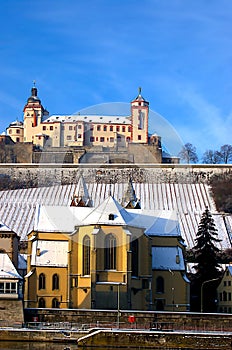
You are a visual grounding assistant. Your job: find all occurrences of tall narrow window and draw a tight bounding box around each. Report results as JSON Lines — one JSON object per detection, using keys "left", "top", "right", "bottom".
{"left": 39, "top": 273, "right": 46, "bottom": 290}
{"left": 38, "top": 297, "right": 46, "bottom": 308}
{"left": 156, "top": 276, "right": 164, "bottom": 293}
{"left": 131, "top": 238, "right": 139, "bottom": 277}
{"left": 52, "top": 274, "right": 59, "bottom": 290}
{"left": 104, "top": 234, "right": 116, "bottom": 270}
{"left": 52, "top": 298, "right": 60, "bottom": 308}
{"left": 83, "top": 235, "right": 90, "bottom": 275}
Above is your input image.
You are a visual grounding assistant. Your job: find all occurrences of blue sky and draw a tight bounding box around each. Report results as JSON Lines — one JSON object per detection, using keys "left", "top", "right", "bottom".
{"left": 0, "top": 0, "right": 232, "bottom": 158}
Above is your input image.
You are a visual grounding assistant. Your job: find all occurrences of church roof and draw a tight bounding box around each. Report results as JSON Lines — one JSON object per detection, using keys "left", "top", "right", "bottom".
{"left": 152, "top": 246, "right": 185, "bottom": 271}
{"left": 82, "top": 195, "right": 133, "bottom": 226}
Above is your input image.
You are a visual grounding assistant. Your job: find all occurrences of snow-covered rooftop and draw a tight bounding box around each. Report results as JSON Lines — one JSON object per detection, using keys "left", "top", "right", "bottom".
{"left": 0, "top": 254, "right": 22, "bottom": 279}
{"left": 152, "top": 246, "right": 185, "bottom": 271}
{"left": 0, "top": 181, "right": 230, "bottom": 249}
{"left": 31, "top": 240, "right": 68, "bottom": 267}
{"left": 44, "top": 114, "right": 131, "bottom": 125}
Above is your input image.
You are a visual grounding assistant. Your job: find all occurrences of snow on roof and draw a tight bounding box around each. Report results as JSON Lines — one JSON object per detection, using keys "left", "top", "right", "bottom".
{"left": 0, "top": 254, "right": 22, "bottom": 279}
{"left": 152, "top": 246, "right": 185, "bottom": 271}
{"left": 44, "top": 114, "right": 131, "bottom": 125}
{"left": 0, "top": 221, "right": 13, "bottom": 232}
{"left": 31, "top": 240, "right": 69, "bottom": 267}
{"left": 0, "top": 181, "right": 229, "bottom": 249}
{"left": 18, "top": 253, "right": 27, "bottom": 270}
{"left": 82, "top": 195, "right": 133, "bottom": 226}
{"left": 34, "top": 204, "right": 90, "bottom": 232}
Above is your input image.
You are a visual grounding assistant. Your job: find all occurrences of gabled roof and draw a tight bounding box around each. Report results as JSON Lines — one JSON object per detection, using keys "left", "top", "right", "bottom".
{"left": 0, "top": 254, "right": 22, "bottom": 279}
{"left": 83, "top": 195, "right": 133, "bottom": 226}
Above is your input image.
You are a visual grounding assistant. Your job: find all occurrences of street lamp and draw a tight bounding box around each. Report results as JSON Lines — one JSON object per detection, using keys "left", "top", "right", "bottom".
{"left": 200, "top": 278, "right": 219, "bottom": 313}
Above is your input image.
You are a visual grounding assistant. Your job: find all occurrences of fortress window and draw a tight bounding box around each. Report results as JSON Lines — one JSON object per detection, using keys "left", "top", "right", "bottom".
{"left": 100, "top": 137, "right": 105, "bottom": 142}
{"left": 104, "top": 125, "right": 107, "bottom": 131}
{"left": 116, "top": 126, "right": 120, "bottom": 132}
{"left": 69, "top": 126, "right": 73, "bottom": 130}
{"left": 122, "top": 126, "right": 125, "bottom": 132}
{"left": 50, "top": 126, "right": 53, "bottom": 131}
{"left": 43, "top": 126, "right": 46, "bottom": 130}
{"left": 97, "top": 125, "right": 101, "bottom": 131}
{"left": 110, "top": 125, "right": 113, "bottom": 131}
{"left": 16, "top": 129, "right": 20, "bottom": 134}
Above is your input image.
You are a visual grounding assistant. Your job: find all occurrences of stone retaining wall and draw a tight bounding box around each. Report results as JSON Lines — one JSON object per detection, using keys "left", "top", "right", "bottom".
{"left": 0, "top": 164, "right": 231, "bottom": 189}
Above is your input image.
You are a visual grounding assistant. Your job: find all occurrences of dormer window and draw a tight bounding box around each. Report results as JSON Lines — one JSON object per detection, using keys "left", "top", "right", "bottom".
{"left": 108, "top": 213, "right": 114, "bottom": 220}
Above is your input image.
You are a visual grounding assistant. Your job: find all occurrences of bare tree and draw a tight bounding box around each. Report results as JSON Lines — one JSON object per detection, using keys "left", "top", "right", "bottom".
{"left": 218, "top": 144, "right": 232, "bottom": 164}
{"left": 178, "top": 143, "right": 198, "bottom": 163}
{"left": 202, "top": 150, "right": 221, "bottom": 164}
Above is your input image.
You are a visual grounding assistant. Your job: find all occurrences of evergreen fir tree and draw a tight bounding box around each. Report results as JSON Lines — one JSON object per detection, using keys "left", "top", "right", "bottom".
{"left": 191, "top": 207, "right": 222, "bottom": 312}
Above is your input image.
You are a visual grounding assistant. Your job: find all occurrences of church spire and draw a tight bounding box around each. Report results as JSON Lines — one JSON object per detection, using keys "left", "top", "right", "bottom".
{"left": 121, "top": 178, "right": 141, "bottom": 209}
{"left": 70, "top": 175, "right": 92, "bottom": 207}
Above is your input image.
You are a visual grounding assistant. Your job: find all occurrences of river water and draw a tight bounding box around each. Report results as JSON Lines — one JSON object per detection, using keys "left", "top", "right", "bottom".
{"left": 0, "top": 342, "right": 215, "bottom": 350}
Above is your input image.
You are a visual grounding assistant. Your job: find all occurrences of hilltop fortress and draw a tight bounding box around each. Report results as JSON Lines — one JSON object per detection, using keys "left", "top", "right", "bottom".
{"left": 4, "top": 86, "right": 179, "bottom": 164}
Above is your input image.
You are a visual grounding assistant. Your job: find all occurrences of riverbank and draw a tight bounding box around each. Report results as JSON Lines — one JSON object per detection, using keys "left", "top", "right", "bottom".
{"left": 1, "top": 327, "right": 232, "bottom": 349}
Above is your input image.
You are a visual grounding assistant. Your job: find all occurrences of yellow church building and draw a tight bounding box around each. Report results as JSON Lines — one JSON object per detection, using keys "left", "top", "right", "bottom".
{"left": 24, "top": 177, "right": 190, "bottom": 311}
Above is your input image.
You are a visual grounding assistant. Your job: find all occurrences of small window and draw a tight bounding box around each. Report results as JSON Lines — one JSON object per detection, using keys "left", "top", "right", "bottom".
{"left": 52, "top": 298, "right": 60, "bottom": 308}
{"left": 67, "top": 135, "right": 72, "bottom": 140}
{"left": 138, "top": 135, "right": 141, "bottom": 140}
{"left": 50, "top": 126, "right": 53, "bottom": 131}
{"left": 90, "top": 136, "right": 94, "bottom": 142}
{"left": 116, "top": 126, "right": 120, "bottom": 132}
{"left": 9, "top": 129, "right": 12, "bottom": 134}
{"left": 97, "top": 125, "right": 101, "bottom": 131}
{"left": 110, "top": 126, "right": 113, "bottom": 131}
{"left": 156, "top": 276, "right": 164, "bottom": 293}
{"left": 16, "top": 137, "right": 20, "bottom": 142}
{"left": 122, "top": 126, "right": 125, "bottom": 132}
{"left": 38, "top": 297, "right": 46, "bottom": 308}
{"left": 104, "top": 125, "right": 107, "bottom": 131}
{"left": 108, "top": 213, "right": 114, "bottom": 220}
{"left": 52, "top": 274, "right": 59, "bottom": 290}
{"left": 78, "top": 134, "right": 82, "bottom": 138}
{"left": 16, "top": 129, "right": 20, "bottom": 134}
{"left": 39, "top": 273, "right": 46, "bottom": 290}
{"left": 69, "top": 126, "right": 73, "bottom": 130}
{"left": 42, "top": 126, "right": 46, "bottom": 131}
{"left": 78, "top": 124, "right": 82, "bottom": 129}
{"left": 100, "top": 137, "right": 104, "bottom": 142}
{"left": 110, "top": 137, "right": 114, "bottom": 142}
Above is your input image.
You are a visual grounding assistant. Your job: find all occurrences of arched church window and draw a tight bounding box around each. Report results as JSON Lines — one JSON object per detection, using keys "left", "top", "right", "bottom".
{"left": 52, "top": 274, "right": 59, "bottom": 290}
{"left": 52, "top": 298, "right": 60, "bottom": 308}
{"left": 131, "top": 238, "right": 138, "bottom": 277}
{"left": 104, "top": 234, "right": 116, "bottom": 270}
{"left": 38, "top": 297, "right": 46, "bottom": 308}
{"left": 156, "top": 276, "right": 164, "bottom": 293}
{"left": 39, "top": 273, "right": 46, "bottom": 290}
{"left": 83, "top": 235, "right": 90, "bottom": 276}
